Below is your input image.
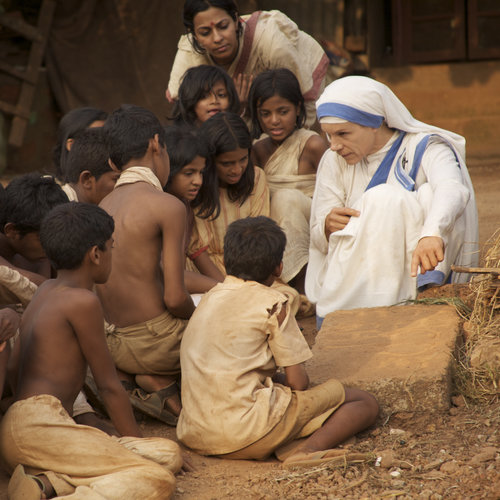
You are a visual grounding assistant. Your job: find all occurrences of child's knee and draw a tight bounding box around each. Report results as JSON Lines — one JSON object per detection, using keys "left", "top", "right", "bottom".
{"left": 362, "top": 391, "right": 379, "bottom": 423}
{"left": 344, "top": 387, "right": 379, "bottom": 422}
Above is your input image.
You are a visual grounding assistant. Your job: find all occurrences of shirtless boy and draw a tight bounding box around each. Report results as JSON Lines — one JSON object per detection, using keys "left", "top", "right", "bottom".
{"left": 0, "top": 174, "right": 67, "bottom": 403}
{"left": 0, "top": 202, "right": 181, "bottom": 499}
{"left": 178, "top": 216, "right": 379, "bottom": 467}
{"left": 98, "top": 104, "right": 195, "bottom": 425}
{"left": 61, "top": 127, "right": 120, "bottom": 204}
{"left": 0, "top": 173, "right": 107, "bottom": 428}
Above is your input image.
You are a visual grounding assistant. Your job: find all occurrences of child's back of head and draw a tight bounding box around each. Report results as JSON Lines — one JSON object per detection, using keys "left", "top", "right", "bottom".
{"left": 224, "top": 216, "right": 286, "bottom": 284}
{"left": 0, "top": 173, "right": 68, "bottom": 236}
{"left": 104, "top": 104, "right": 166, "bottom": 170}
{"left": 65, "top": 128, "right": 113, "bottom": 184}
{"left": 40, "top": 202, "right": 114, "bottom": 271}
{"left": 53, "top": 107, "right": 108, "bottom": 181}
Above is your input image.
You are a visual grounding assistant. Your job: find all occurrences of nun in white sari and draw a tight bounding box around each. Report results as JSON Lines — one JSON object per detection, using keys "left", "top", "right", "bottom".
{"left": 306, "top": 76, "right": 478, "bottom": 325}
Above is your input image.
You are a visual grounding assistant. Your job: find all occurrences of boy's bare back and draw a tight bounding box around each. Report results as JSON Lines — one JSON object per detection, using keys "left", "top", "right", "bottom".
{"left": 16, "top": 280, "right": 109, "bottom": 415}
{"left": 98, "top": 182, "right": 191, "bottom": 327}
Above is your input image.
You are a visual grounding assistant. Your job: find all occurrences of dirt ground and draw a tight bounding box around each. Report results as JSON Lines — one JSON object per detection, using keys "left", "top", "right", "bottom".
{"left": 0, "top": 163, "right": 499, "bottom": 498}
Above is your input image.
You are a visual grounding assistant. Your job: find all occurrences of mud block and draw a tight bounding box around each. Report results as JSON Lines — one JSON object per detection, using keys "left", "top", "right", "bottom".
{"left": 306, "top": 305, "right": 461, "bottom": 414}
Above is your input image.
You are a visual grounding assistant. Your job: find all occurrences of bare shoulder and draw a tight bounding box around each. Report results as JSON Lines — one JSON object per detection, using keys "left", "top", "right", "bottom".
{"left": 55, "top": 286, "right": 103, "bottom": 320}
{"left": 153, "top": 190, "right": 187, "bottom": 222}
{"left": 305, "top": 133, "right": 329, "bottom": 157}
{"left": 302, "top": 134, "right": 329, "bottom": 172}
{"left": 251, "top": 138, "right": 267, "bottom": 164}
{"left": 253, "top": 137, "right": 275, "bottom": 167}
{"left": 23, "top": 284, "right": 103, "bottom": 346}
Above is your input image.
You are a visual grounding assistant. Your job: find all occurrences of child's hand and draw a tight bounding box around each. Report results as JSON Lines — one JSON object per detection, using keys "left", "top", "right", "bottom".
{"left": 234, "top": 73, "right": 254, "bottom": 109}
{"left": 324, "top": 207, "right": 360, "bottom": 239}
{"left": 411, "top": 236, "right": 445, "bottom": 277}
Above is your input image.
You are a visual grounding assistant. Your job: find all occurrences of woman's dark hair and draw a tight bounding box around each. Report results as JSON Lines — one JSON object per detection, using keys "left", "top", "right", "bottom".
{"left": 52, "top": 107, "right": 107, "bottom": 181}
{"left": 183, "top": 0, "right": 242, "bottom": 54}
{"left": 195, "top": 112, "right": 254, "bottom": 219}
{"left": 171, "top": 65, "right": 240, "bottom": 127}
{"left": 248, "top": 68, "right": 306, "bottom": 139}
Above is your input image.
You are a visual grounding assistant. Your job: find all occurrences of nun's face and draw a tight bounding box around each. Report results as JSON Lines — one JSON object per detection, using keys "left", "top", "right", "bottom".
{"left": 321, "top": 122, "right": 379, "bottom": 164}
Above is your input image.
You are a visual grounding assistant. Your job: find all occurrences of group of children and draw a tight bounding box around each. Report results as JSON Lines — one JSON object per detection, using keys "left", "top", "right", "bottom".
{"left": 0, "top": 63, "right": 379, "bottom": 498}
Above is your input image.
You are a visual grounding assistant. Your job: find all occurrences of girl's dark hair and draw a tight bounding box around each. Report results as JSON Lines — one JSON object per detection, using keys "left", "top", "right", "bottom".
{"left": 183, "top": 0, "right": 242, "bottom": 53}
{"left": 164, "top": 126, "right": 209, "bottom": 179}
{"left": 195, "top": 112, "right": 254, "bottom": 219}
{"left": 53, "top": 107, "right": 108, "bottom": 181}
{"left": 163, "top": 126, "right": 218, "bottom": 213}
{"left": 171, "top": 65, "right": 240, "bottom": 127}
{"left": 248, "top": 68, "right": 306, "bottom": 139}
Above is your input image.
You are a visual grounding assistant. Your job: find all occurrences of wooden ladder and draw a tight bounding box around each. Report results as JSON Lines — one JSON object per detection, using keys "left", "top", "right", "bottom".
{"left": 0, "top": 0, "right": 55, "bottom": 147}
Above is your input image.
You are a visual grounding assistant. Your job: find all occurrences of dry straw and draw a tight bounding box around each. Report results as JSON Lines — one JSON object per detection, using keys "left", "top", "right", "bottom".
{"left": 454, "top": 229, "right": 500, "bottom": 403}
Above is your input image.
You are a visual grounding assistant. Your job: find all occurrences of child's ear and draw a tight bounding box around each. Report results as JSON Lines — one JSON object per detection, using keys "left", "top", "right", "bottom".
{"left": 78, "top": 170, "right": 96, "bottom": 191}
{"left": 108, "top": 158, "right": 119, "bottom": 171}
{"left": 3, "top": 223, "right": 21, "bottom": 240}
{"left": 66, "top": 138, "right": 74, "bottom": 151}
{"left": 150, "top": 134, "right": 160, "bottom": 153}
{"left": 272, "top": 262, "right": 283, "bottom": 278}
{"left": 88, "top": 245, "right": 101, "bottom": 265}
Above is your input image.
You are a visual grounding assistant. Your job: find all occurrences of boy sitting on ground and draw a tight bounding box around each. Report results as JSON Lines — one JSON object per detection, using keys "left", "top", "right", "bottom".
{"left": 0, "top": 174, "right": 66, "bottom": 406}
{"left": 0, "top": 202, "right": 182, "bottom": 499}
{"left": 0, "top": 173, "right": 107, "bottom": 429}
{"left": 178, "top": 216, "right": 379, "bottom": 467}
{"left": 61, "top": 127, "right": 120, "bottom": 204}
{"left": 97, "top": 105, "right": 195, "bottom": 425}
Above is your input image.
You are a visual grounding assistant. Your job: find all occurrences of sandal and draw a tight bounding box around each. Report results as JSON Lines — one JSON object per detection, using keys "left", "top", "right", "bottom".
{"left": 8, "top": 464, "right": 45, "bottom": 500}
{"left": 129, "top": 384, "right": 179, "bottom": 426}
{"left": 283, "top": 449, "right": 374, "bottom": 469}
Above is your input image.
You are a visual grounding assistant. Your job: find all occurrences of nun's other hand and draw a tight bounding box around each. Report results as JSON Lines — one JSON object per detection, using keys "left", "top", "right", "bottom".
{"left": 324, "top": 207, "right": 360, "bottom": 239}
{"left": 411, "top": 236, "right": 445, "bottom": 277}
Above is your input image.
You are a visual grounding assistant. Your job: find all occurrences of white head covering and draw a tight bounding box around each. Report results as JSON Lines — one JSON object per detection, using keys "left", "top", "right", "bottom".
{"left": 316, "top": 76, "right": 466, "bottom": 161}
{"left": 316, "top": 75, "right": 478, "bottom": 276}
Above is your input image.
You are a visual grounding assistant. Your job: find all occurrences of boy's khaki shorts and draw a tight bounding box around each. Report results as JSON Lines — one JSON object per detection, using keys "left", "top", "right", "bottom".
{"left": 219, "top": 378, "right": 345, "bottom": 460}
{"left": 106, "top": 310, "right": 186, "bottom": 376}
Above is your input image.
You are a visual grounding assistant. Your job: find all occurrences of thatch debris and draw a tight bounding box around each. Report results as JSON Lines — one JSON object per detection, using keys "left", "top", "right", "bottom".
{"left": 453, "top": 230, "right": 500, "bottom": 402}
